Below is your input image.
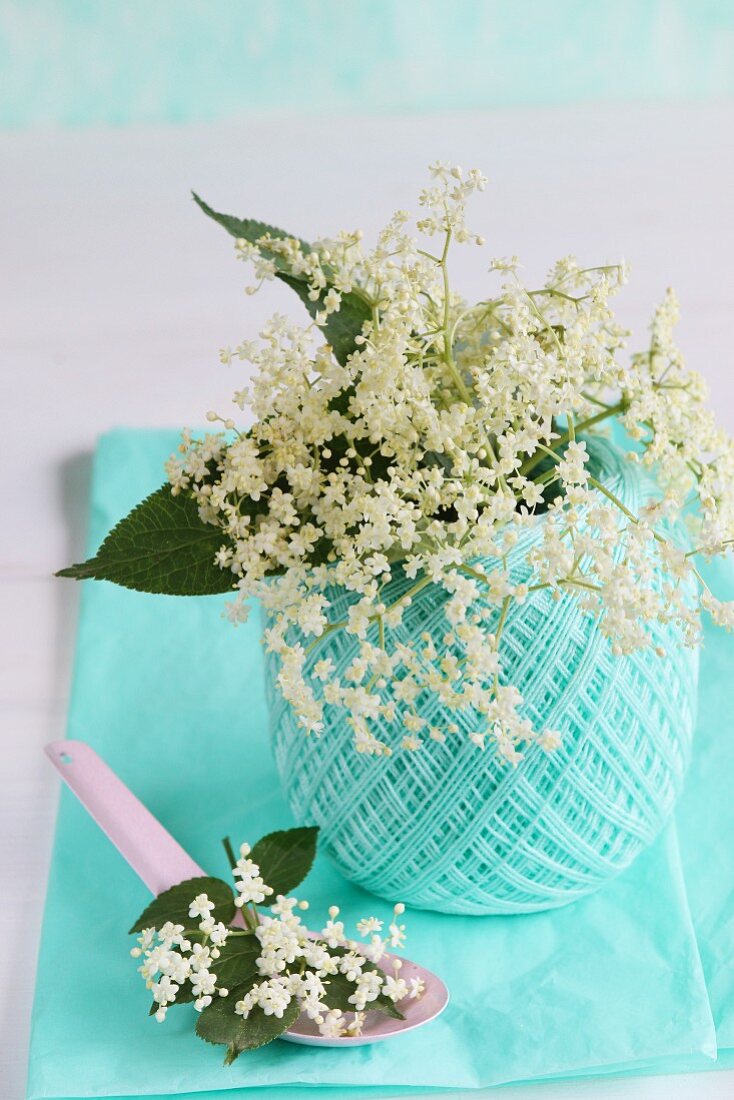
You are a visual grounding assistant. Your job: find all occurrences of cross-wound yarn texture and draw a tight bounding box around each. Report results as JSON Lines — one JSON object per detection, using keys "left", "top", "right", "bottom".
{"left": 264, "top": 439, "right": 699, "bottom": 914}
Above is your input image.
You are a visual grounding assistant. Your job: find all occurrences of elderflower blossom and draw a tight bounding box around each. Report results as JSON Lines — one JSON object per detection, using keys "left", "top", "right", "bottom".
{"left": 131, "top": 853, "right": 421, "bottom": 1040}
{"left": 167, "top": 166, "right": 734, "bottom": 763}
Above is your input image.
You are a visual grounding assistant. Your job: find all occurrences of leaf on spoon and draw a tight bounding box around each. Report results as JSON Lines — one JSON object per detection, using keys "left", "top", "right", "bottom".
{"left": 209, "top": 935, "right": 261, "bottom": 991}
{"left": 321, "top": 947, "right": 405, "bottom": 1020}
{"left": 196, "top": 980, "right": 300, "bottom": 1063}
{"left": 249, "top": 826, "right": 319, "bottom": 897}
{"left": 129, "top": 876, "right": 235, "bottom": 934}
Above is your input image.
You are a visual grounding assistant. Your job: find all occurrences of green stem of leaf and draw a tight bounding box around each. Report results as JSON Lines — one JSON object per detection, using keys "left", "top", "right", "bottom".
{"left": 222, "top": 837, "right": 238, "bottom": 872}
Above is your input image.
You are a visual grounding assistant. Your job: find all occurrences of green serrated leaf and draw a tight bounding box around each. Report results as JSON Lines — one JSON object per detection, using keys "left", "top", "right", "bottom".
{"left": 276, "top": 270, "right": 371, "bottom": 367}
{"left": 192, "top": 192, "right": 312, "bottom": 266}
{"left": 147, "top": 939, "right": 260, "bottom": 1016}
{"left": 57, "top": 485, "right": 235, "bottom": 596}
{"left": 210, "top": 935, "right": 261, "bottom": 992}
{"left": 196, "top": 981, "right": 300, "bottom": 1064}
{"left": 147, "top": 934, "right": 258, "bottom": 1015}
{"left": 250, "top": 826, "right": 318, "bottom": 897}
{"left": 193, "top": 193, "right": 371, "bottom": 366}
{"left": 129, "top": 876, "right": 235, "bottom": 934}
{"left": 319, "top": 956, "right": 405, "bottom": 1020}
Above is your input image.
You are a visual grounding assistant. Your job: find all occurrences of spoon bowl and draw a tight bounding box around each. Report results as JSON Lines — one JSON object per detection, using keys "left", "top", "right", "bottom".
{"left": 285, "top": 950, "right": 448, "bottom": 1046}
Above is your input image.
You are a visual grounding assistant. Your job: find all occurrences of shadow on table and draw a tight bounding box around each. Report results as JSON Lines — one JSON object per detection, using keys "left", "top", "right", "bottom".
{"left": 53, "top": 449, "right": 93, "bottom": 707}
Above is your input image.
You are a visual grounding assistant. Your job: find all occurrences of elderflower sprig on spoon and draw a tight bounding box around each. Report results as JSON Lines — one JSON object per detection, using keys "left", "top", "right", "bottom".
{"left": 45, "top": 740, "right": 446, "bottom": 1066}
{"left": 129, "top": 826, "right": 424, "bottom": 1063}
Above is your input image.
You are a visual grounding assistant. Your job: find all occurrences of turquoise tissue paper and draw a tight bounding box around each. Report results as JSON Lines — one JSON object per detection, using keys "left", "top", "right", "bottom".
{"left": 28, "top": 429, "right": 733, "bottom": 1098}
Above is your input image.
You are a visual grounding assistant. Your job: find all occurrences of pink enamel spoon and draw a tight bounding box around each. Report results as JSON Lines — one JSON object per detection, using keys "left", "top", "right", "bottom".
{"left": 45, "top": 738, "right": 449, "bottom": 1047}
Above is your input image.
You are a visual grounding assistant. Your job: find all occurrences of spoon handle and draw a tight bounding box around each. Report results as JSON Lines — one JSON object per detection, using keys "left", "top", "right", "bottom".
{"left": 45, "top": 739, "right": 205, "bottom": 895}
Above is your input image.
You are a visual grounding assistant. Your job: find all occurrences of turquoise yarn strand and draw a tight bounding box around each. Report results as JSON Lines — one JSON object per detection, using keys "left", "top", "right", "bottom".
{"left": 263, "top": 439, "right": 698, "bottom": 915}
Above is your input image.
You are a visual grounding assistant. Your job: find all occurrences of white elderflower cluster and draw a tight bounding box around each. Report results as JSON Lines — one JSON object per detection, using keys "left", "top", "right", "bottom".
{"left": 168, "top": 164, "right": 734, "bottom": 762}
{"left": 232, "top": 841, "right": 274, "bottom": 906}
{"left": 131, "top": 844, "right": 421, "bottom": 1039}
{"left": 131, "top": 913, "right": 230, "bottom": 1018}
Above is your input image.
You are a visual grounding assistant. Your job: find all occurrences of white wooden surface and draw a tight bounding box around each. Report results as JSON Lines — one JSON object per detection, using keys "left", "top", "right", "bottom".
{"left": 3, "top": 103, "right": 734, "bottom": 1099}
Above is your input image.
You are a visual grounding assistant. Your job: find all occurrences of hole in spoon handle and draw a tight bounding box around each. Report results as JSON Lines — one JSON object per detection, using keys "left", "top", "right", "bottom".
{"left": 44, "top": 739, "right": 206, "bottom": 895}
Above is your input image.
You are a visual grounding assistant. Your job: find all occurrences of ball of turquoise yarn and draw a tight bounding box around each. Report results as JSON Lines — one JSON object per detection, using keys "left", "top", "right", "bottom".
{"left": 263, "top": 438, "right": 699, "bottom": 915}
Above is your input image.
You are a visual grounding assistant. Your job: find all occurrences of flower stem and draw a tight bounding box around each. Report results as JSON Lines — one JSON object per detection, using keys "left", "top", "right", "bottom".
{"left": 518, "top": 401, "right": 627, "bottom": 478}
{"left": 222, "top": 836, "right": 237, "bottom": 872}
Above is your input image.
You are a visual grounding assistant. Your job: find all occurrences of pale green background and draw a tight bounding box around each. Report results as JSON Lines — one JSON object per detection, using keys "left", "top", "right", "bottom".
{"left": 1, "top": 0, "right": 734, "bottom": 129}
